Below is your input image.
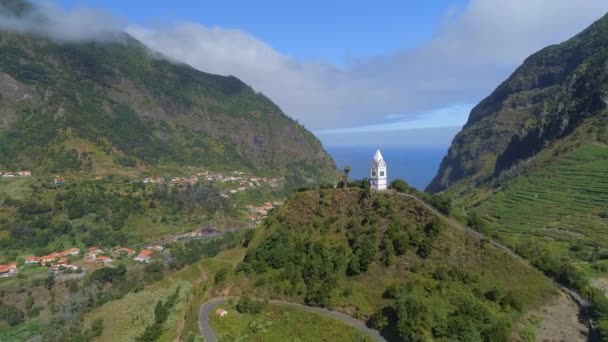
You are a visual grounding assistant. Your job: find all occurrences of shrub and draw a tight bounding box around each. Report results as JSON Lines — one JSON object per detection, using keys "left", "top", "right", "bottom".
{"left": 236, "top": 296, "right": 266, "bottom": 315}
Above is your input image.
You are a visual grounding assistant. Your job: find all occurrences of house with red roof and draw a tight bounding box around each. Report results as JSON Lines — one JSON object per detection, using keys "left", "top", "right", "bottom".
{"left": 60, "top": 248, "right": 80, "bottom": 257}
{"left": 95, "top": 256, "right": 113, "bottom": 264}
{"left": 40, "top": 252, "right": 61, "bottom": 264}
{"left": 134, "top": 249, "right": 153, "bottom": 263}
{"left": 0, "top": 263, "right": 18, "bottom": 275}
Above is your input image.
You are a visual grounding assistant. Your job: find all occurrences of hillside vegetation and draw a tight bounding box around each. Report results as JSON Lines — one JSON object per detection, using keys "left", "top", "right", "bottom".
{"left": 428, "top": 12, "right": 608, "bottom": 192}
{"left": 426, "top": 10, "right": 608, "bottom": 339}
{"left": 0, "top": 0, "right": 336, "bottom": 182}
{"left": 232, "top": 188, "right": 558, "bottom": 341}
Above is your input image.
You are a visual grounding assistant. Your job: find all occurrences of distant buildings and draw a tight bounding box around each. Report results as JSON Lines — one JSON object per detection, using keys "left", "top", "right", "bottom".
{"left": 1, "top": 170, "right": 31, "bottom": 178}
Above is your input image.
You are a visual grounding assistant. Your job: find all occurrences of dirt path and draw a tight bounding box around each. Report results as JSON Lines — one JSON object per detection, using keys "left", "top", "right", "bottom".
{"left": 532, "top": 292, "right": 589, "bottom": 341}
{"left": 395, "top": 192, "right": 593, "bottom": 338}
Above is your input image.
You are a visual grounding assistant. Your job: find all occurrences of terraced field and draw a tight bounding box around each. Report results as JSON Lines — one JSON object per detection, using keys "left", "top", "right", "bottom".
{"left": 477, "top": 144, "right": 608, "bottom": 258}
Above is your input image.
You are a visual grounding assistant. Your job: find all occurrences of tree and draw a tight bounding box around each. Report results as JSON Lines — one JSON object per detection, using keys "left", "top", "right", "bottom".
{"left": 343, "top": 166, "right": 351, "bottom": 186}
{"left": 154, "top": 300, "right": 168, "bottom": 324}
{"left": 89, "top": 318, "right": 104, "bottom": 338}
{"left": 0, "top": 304, "right": 25, "bottom": 326}
{"left": 390, "top": 179, "right": 411, "bottom": 193}
{"left": 214, "top": 266, "right": 230, "bottom": 284}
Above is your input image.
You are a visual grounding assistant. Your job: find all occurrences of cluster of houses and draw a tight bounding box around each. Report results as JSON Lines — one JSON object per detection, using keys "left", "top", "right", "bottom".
{"left": 0, "top": 263, "right": 18, "bottom": 277}
{"left": 21, "top": 244, "right": 165, "bottom": 272}
{"left": 25, "top": 247, "right": 82, "bottom": 272}
{"left": 0, "top": 170, "right": 31, "bottom": 178}
{"left": 141, "top": 171, "right": 282, "bottom": 194}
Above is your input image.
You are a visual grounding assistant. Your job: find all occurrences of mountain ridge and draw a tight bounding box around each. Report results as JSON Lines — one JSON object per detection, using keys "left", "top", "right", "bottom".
{"left": 0, "top": 0, "right": 337, "bottom": 183}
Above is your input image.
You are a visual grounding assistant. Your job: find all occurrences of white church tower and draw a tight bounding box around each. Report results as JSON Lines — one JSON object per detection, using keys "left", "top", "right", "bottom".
{"left": 370, "top": 149, "right": 387, "bottom": 191}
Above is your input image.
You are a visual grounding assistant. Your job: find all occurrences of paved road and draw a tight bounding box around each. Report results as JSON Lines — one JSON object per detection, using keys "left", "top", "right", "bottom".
{"left": 199, "top": 297, "right": 387, "bottom": 342}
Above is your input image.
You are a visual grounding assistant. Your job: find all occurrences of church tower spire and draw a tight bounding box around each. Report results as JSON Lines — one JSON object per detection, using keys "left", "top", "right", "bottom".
{"left": 370, "top": 148, "right": 387, "bottom": 191}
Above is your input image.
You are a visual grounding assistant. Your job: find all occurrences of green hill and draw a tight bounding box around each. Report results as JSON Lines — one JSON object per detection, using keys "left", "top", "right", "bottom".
{"left": 0, "top": 0, "right": 337, "bottom": 182}
{"left": 235, "top": 188, "right": 558, "bottom": 341}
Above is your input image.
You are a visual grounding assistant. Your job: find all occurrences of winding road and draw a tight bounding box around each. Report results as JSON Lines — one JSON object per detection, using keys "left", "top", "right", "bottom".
{"left": 199, "top": 297, "right": 387, "bottom": 342}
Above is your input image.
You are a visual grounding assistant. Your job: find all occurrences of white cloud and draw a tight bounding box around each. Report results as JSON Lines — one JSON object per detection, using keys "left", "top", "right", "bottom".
{"left": 128, "top": 0, "right": 608, "bottom": 132}
{"left": 0, "top": 1, "right": 125, "bottom": 42}
{"left": 2, "top": 0, "right": 607, "bottom": 137}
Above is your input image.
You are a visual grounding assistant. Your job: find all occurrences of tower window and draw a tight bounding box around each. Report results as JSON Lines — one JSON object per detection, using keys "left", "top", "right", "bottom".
{"left": 380, "top": 171, "right": 385, "bottom": 177}
{"left": 372, "top": 171, "right": 376, "bottom": 177}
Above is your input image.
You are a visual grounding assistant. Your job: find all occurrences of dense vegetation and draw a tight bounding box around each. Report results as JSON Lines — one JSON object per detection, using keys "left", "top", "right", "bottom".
{"left": 236, "top": 188, "right": 557, "bottom": 341}
{"left": 0, "top": 228, "right": 249, "bottom": 341}
{"left": 0, "top": 178, "right": 236, "bottom": 255}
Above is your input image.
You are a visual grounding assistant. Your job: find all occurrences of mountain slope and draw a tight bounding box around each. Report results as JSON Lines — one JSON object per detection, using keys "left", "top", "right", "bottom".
{"left": 234, "top": 188, "right": 559, "bottom": 341}
{"left": 0, "top": 1, "right": 336, "bottom": 182}
{"left": 427, "top": 12, "right": 608, "bottom": 192}
{"left": 424, "top": 11, "right": 608, "bottom": 334}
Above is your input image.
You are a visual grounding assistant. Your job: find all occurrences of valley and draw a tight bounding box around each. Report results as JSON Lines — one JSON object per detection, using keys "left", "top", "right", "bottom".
{"left": 1, "top": 0, "right": 608, "bottom": 341}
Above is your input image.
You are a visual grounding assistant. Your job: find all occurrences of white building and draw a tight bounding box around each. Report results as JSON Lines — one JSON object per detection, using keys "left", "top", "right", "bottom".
{"left": 370, "top": 149, "right": 388, "bottom": 191}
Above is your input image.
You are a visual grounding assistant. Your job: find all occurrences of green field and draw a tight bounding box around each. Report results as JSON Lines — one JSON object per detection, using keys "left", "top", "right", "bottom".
{"left": 209, "top": 302, "right": 372, "bottom": 342}
{"left": 475, "top": 144, "right": 608, "bottom": 276}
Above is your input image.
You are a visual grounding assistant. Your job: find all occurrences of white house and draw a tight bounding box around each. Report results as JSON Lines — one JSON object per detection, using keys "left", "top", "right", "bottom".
{"left": 370, "top": 149, "right": 388, "bottom": 191}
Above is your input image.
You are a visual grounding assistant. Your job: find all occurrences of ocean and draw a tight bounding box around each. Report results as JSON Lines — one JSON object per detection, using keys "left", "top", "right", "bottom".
{"left": 324, "top": 146, "right": 447, "bottom": 190}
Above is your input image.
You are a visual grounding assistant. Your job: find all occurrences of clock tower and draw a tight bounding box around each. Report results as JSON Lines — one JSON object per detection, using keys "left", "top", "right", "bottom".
{"left": 370, "top": 149, "right": 387, "bottom": 191}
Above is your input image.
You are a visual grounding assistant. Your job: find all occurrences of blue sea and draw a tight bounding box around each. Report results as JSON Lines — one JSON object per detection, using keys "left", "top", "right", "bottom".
{"left": 325, "top": 146, "right": 447, "bottom": 190}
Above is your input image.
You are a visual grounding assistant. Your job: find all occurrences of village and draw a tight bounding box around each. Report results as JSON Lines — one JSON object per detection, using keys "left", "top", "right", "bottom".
{"left": 0, "top": 244, "right": 166, "bottom": 277}
{"left": 143, "top": 170, "right": 283, "bottom": 195}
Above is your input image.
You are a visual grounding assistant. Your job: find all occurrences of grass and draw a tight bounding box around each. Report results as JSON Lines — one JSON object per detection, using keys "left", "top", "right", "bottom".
{"left": 0, "top": 177, "right": 33, "bottom": 200}
{"left": 0, "top": 320, "right": 43, "bottom": 342}
{"left": 475, "top": 144, "right": 608, "bottom": 275}
{"left": 82, "top": 246, "right": 247, "bottom": 342}
{"left": 209, "top": 302, "right": 373, "bottom": 342}
{"left": 84, "top": 281, "right": 190, "bottom": 342}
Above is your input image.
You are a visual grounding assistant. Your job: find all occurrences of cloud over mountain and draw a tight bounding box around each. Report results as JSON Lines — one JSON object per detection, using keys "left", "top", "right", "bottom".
{"left": 0, "top": 1, "right": 125, "bottom": 42}
{"left": 2, "top": 0, "right": 607, "bottom": 133}
{"left": 129, "top": 0, "right": 608, "bottom": 131}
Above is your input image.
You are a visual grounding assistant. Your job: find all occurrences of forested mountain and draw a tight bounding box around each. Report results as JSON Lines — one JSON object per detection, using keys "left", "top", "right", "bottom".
{"left": 428, "top": 12, "right": 608, "bottom": 192}
{"left": 0, "top": 0, "right": 337, "bottom": 182}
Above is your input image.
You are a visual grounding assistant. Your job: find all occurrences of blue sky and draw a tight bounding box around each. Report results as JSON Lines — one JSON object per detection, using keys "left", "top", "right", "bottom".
{"left": 55, "top": 0, "right": 466, "bottom": 65}
{"left": 24, "top": 1, "right": 608, "bottom": 147}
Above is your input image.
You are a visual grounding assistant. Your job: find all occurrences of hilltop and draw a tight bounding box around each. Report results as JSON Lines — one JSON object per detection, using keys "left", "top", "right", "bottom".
{"left": 0, "top": 0, "right": 337, "bottom": 183}
{"left": 228, "top": 188, "right": 562, "bottom": 341}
